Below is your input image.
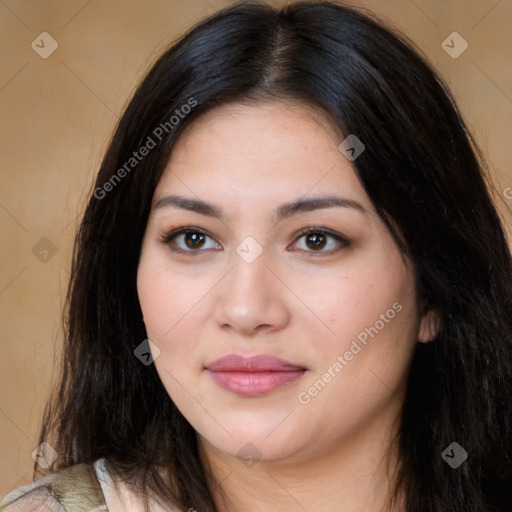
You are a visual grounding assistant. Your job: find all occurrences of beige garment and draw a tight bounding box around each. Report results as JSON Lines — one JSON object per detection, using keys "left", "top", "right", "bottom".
{"left": 0, "top": 459, "right": 176, "bottom": 512}
{"left": 0, "top": 461, "right": 108, "bottom": 511}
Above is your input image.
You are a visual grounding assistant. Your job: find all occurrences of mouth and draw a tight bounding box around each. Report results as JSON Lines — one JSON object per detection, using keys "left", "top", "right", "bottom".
{"left": 206, "top": 354, "right": 307, "bottom": 397}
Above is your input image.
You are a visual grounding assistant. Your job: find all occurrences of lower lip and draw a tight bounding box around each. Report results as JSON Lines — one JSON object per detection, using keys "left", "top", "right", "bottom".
{"left": 207, "top": 370, "right": 306, "bottom": 396}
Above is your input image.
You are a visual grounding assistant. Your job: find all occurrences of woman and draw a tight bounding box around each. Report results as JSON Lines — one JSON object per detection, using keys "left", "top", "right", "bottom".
{"left": 2, "top": 0, "right": 511, "bottom": 511}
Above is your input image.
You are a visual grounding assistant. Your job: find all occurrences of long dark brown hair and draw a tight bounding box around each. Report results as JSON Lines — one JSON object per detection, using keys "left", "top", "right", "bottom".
{"left": 36, "top": 1, "right": 512, "bottom": 510}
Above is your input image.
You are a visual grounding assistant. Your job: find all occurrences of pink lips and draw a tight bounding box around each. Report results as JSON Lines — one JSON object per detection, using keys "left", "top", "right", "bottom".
{"left": 206, "top": 354, "right": 306, "bottom": 397}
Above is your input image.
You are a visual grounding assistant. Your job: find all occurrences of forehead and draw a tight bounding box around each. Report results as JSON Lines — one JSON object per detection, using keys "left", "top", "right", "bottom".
{"left": 153, "top": 100, "right": 371, "bottom": 214}
{"left": 166, "top": 99, "right": 344, "bottom": 163}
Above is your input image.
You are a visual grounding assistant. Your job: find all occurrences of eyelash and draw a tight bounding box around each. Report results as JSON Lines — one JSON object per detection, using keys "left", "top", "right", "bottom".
{"left": 159, "top": 226, "right": 350, "bottom": 256}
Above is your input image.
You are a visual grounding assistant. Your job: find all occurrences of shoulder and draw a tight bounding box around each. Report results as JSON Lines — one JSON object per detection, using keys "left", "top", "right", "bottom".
{"left": 0, "top": 486, "right": 64, "bottom": 512}
{"left": 0, "top": 462, "right": 107, "bottom": 512}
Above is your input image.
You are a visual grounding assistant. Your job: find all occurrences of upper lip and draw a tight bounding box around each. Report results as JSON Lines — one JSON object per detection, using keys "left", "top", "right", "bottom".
{"left": 206, "top": 354, "right": 306, "bottom": 372}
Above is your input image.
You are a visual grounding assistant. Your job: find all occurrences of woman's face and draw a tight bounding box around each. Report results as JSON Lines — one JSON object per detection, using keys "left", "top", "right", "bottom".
{"left": 137, "top": 100, "right": 435, "bottom": 465}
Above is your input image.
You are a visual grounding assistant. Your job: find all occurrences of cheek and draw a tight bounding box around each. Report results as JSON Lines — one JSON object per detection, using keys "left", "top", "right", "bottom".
{"left": 321, "top": 259, "right": 412, "bottom": 342}
{"left": 137, "top": 255, "right": 212, "bottom": 340}
{"left": 311, "top": 256, "right": 417, "bottom": 397}
{"left": 137, "top": 258, "right": 205, "bottom": 399}
{"left": 297, "top": 278, "right": 416, "bottom": 439}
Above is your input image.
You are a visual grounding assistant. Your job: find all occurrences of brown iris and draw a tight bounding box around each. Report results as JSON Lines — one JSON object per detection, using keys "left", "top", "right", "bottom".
{"left": 305, "top": 233, "right": 327, "bottom": 250}
{"left": 184, "top": 232, "right": 206, "bottom": 249}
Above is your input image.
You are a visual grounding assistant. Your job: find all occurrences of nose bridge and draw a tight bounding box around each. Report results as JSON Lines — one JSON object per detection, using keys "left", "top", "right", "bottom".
{"left": 228, "top": 248, "right": 275, "bottom": 303}
{"left": 228, "top": 231, "right": 273, "bottom": 292}
{"left": 213, "top": 245, "right": 290, "bottom": 333}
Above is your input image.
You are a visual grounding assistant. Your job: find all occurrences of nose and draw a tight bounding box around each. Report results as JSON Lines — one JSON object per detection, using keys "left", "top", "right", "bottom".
{"left": 213, "top": 252, "right": 291, "bottom": 336}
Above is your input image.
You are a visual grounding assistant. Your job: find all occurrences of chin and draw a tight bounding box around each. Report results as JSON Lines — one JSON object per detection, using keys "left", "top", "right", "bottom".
{"left": 196, "top": 417, "right": 311, "bottom": 464}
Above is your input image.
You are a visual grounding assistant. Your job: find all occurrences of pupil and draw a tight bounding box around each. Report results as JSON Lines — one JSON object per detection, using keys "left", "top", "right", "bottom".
{"left": 306, "top": 233, "right": 326, "bottom": 250}
{"left": 185, "top": 232, "right": 204, "bottom": 249}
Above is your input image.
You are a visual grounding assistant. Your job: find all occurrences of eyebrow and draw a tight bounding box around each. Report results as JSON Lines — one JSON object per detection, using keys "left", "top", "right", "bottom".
{"left": 153, "top": 194, "right": 368, "bottom": 222}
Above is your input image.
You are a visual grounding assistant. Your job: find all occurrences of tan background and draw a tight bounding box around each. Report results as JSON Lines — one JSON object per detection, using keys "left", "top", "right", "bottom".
{"left": 1, "top": 0, "right": 511, "bottom": 496}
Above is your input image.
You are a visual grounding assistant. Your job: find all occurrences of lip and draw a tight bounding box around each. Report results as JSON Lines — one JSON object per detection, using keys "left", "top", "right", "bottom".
{"left": 207, "top": 354, "right": 306, "bottom": 372}
{"left": 206, "top": 354, "right": 307, "bottom": 397}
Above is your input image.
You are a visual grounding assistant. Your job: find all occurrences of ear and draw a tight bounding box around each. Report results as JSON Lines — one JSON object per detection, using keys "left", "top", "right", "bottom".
{"left": 417, "top": 308, "right": 441, "bottom": 343}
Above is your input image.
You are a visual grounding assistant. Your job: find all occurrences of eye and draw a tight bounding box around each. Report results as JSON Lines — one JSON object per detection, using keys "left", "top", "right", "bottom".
{"left": 289, "top": 227, "right": 350, "bottom": 254}
{"left": 160, "top": 227, "right": 221, "bottom": 253}
{"left": 160, "top": 226, "right": 350, "bottom": 255}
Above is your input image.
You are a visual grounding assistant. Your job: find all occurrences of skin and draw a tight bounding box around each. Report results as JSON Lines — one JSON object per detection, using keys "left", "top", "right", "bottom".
{"left": 136, "top": 100, "right": 439, "bottom": 512}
